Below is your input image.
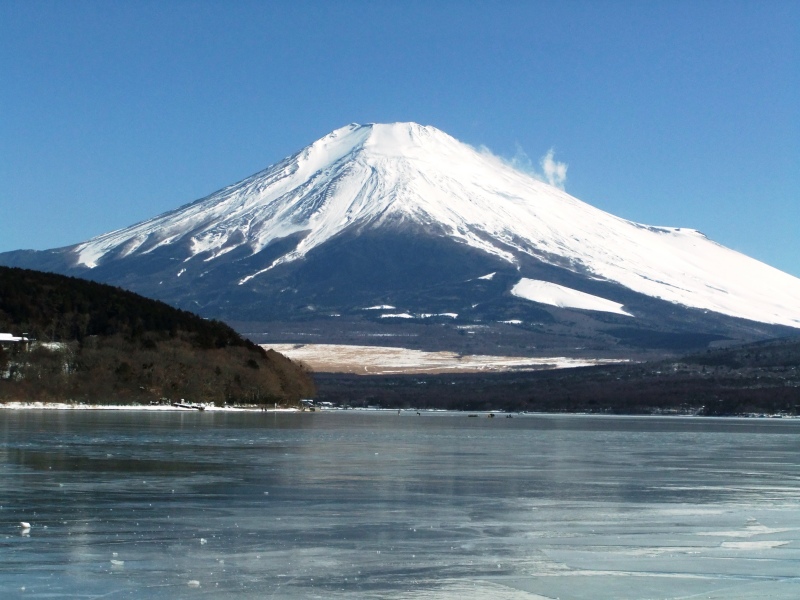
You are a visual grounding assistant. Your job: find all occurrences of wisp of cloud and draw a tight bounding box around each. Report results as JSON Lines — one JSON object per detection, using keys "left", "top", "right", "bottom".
{"left": 508, "top": 144, "right": 568, "bottom": 190}
{"left": 540, "top": 149, "right": 568, "bottom": 190}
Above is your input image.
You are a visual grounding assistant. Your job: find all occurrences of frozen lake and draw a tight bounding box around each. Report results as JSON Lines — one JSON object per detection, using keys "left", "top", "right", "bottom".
{"left": 1, "top": 410, "right": 799, "bottom": 599}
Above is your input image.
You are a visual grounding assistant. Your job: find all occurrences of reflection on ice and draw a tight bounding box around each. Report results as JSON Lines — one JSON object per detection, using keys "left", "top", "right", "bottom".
{"left": 720, "top": 540, "right": 789, "bottom": 549}
{"left": 1, "top": 411, "right": 799, "bottom": 599}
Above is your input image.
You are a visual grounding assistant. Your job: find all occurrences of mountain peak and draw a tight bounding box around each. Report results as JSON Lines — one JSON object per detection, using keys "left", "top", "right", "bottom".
{"left": 362, "top": 122, "right": 454, "bottom": 150}
{"left": 303, "top": 122, "right": 457, "bottom": 163}
{"left": 6, "top": 123, "right": 800, "bottom": 330}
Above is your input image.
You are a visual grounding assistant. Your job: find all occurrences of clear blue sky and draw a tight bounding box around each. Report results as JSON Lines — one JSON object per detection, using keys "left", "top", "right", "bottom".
{"left": 2, "top": 0, "right": 798, "bottom": 276}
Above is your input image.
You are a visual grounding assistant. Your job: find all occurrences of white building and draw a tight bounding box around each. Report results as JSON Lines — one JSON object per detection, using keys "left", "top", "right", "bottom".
{"left": 0, "top": 333, "right": 30, "bottom": 349}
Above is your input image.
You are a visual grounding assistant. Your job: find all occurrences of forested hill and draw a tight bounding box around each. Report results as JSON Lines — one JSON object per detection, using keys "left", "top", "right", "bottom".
{"left": 0, "top": 266, "right": 315, "bottom": 405}
{"left": 314, "top": 336, "right": 800, "bottom": 416}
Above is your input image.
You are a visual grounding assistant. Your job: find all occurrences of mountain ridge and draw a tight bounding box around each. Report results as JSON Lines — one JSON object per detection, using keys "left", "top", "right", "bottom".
{"left": 2, "top": 122, "right": 798, "bottom": 358}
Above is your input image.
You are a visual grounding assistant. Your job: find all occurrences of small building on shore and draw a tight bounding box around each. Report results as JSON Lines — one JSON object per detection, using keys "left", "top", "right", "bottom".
{"left": 0, "top": 333, "right": 31, "bottom": 352}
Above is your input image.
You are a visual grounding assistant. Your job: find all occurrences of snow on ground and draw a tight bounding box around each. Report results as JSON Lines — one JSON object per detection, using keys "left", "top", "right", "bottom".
{"left": 378, "top": 312, "right": 458, "bottom": 319}
{"left": 266, "top": 343, "right": 628, "bottom": 374}
{"left": 511, "top": 278, "right": 633, "bottom": 317}
{"left": 0, "top": 402, "right": 300, "bottom": 412}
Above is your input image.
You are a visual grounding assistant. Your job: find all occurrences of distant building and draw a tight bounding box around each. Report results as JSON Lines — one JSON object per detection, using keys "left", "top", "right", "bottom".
{"left": 0, "top": 333, "right": 31, "bottom": 351}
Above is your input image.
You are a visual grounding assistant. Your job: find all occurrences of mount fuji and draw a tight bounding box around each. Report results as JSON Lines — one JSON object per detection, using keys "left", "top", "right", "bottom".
{"left": 3, "top": 122, "right": 799, "bottom": 357}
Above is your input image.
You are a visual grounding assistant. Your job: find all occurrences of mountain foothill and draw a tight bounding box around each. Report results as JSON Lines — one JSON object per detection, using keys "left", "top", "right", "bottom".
{"left": 0, "top": 266, "right": 315, "bottom": 406}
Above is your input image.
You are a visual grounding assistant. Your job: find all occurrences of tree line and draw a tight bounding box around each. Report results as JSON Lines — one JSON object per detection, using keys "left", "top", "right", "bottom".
{"left": 0, "top": 267, "right": 315, "bottom": 405}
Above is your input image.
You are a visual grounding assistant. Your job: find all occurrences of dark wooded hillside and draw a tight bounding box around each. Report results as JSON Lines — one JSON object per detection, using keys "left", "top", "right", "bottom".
{"left": 0, "top": 267, "right": 315, "bottom": 405}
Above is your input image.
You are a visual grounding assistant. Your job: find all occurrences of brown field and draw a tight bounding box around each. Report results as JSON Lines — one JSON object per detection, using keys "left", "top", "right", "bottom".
{"left": 265, "top": 343, "right": 627, "bottom": 375}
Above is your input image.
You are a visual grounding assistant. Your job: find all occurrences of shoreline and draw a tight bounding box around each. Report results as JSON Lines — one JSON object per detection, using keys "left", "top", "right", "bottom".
{"left": 0, "top": 401, "right": 796, "bottom": 420}
{"left": 0, "top": 401, "right": 301, "bottom": 412}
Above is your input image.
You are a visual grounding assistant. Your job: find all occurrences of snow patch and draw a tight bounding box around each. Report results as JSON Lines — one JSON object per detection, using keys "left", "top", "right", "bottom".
{"left": 378, "top": 312, "right": 458, "bottom": 320}
{"left": 511, "top": 279, "right": 633, "bottom": 317}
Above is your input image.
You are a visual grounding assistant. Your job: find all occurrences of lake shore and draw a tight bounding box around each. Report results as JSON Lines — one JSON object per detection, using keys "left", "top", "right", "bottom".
{"left": 0, "top": 401, "right": 301, "bottom": 412}
{"left": 1, "top": 401, "right": 796, "bottom": 420}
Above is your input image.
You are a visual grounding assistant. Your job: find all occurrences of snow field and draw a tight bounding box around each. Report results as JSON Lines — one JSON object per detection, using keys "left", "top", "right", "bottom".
{"left": 511, "top": 278, "right": 633, "bottom": 316}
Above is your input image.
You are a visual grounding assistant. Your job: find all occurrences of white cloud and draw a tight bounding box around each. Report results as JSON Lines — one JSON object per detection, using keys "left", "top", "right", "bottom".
{"left": 540, "top": 148, "right": 568, "bottom": 190}
{"left": 510, "top": 143, "right": 535, "bottom": 174}
{"left": 504, "top": 144, "right": 568, "bottom": 190}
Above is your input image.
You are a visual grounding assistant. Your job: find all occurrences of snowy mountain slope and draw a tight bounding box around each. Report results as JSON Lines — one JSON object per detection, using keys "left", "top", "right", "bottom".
{"left": 511, "top": 279, "right": 633, "bottom": 317}
{"left": 57, "top": 122, "right": 800, "bottom": 329}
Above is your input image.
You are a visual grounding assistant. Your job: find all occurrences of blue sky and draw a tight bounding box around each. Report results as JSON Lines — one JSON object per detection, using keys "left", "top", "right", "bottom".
{"left": 2, "top": 0, "right": 798, "bottom": 276}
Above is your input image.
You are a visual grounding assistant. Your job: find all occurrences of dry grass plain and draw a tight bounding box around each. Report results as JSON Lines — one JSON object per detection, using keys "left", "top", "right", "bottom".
{"left": 266, "top": 343, "right": 627, "bottom": 375}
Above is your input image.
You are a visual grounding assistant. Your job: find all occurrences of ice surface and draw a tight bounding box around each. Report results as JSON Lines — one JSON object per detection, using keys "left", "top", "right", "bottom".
{"left": 1, "top": 411, "right": 799, "bottom": 599}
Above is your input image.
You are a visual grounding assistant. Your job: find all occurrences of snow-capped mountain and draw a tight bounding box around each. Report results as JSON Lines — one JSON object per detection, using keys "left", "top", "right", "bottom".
{"left": 2, "top": 122, "right": 799, "bottom": 356}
